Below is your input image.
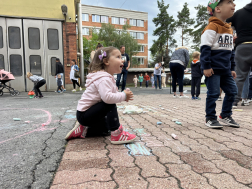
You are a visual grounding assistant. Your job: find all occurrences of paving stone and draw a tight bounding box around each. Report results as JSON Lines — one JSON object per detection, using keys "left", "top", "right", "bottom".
{"left": 109, "top": 149, "right": 135, "bottom": 168}
{"left": 52, "top": 168, "right": 113, "bottom": 185}
{"left": 163, "top": 140, "right": 192, "bottom": 153}
{"left": 151, "top": 147, "right": 183, "bottom": 164}
{"left": 203, "top": 173, "right": 251, "bottom": 189}
{"left": 180, "top": 130, "right": 207, "bottom": 139}
{"left": 190, "top": 145, "right": 226, "bottom": 160}
{"left": 213, "top": 160, "right": 252, "bottom": 184}
{"left": 62, "top": 150, "right": 107, "bottom": 160}
{"left": 178, "top": 152, "right": 222, "bottom": 174}
{"left": 197, "top": 138, "right": 230, "bottom": 151}
{"left": 166, "top": 164, "right": 215, "bottom": 189}
{"left": 65, "top": 141, "right": 106, "bottom": 152}
{"left": 135, "top": 156, "right": 169, "bottom": 177}
{"left": 224, "top": 142, "right": 252, "bottom": 156}
{"left": 113, "top": 167, "right": 148, "bottom": 188}
{"left": 220, "top": 150, "right": 252, "bottom": 169}
{"left": 147, "top": 177, "right": 179, "bottom": 189}
{"left": 50, "top": 181, "right": 117, "bottom": 189}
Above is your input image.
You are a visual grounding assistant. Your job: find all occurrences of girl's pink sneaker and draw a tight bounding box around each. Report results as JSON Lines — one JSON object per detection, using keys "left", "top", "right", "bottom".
{"left": 65, "top": 124, "right": 88, "bottom": 140}
{"left": 111, "top": 125, "right": 136, "bottom": 144}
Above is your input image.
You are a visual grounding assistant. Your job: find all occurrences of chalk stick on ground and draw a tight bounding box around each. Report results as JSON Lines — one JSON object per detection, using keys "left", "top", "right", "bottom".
{"left": 175, "top": 121, "right": 182, "bottom": 125}
{"left": 157, "top": 122, "right": 162, "bottom": 125}
{"left": 171, "top": 133, "right": 178, "bottom": 139}
{"left": 13, "top": 118, "right": 21, "bottom": 121}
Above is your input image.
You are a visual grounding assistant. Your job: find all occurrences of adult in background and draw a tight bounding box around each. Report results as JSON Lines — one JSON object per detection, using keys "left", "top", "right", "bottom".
{"left": 116, "top": 45, "right": 130, "bottom": 91}
{"left": 55, "top": 58, "right": 66, "bottom": 92}
{"left": 70, "top": 59, "right": 82, "bottom": 92}
{"left": 27, "top": 72, "right": 46, "bottom": 98}
{"left": 90, "top": 43, "right": 103, "bottom": 63}
{"left": 154, "top": 62, "right": 163, "bottom": 90}
{"left": 169, "top": 46, "right": 190, "bottom": 98}
{"left": 226, "top": 1, "right": 252, "bottom": 107}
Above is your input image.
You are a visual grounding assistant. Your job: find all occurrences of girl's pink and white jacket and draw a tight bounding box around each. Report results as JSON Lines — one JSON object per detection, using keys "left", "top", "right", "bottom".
{"left": 77, "top": 71, "right": 126, "bottom": 112}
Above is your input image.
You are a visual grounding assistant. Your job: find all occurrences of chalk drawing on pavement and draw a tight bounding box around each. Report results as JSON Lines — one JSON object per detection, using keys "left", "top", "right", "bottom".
{"left": 64, "top": 114, "right": 76, "bottom": 119}
{"left": 126, "top": 143, "right": 152, "bottom": 156}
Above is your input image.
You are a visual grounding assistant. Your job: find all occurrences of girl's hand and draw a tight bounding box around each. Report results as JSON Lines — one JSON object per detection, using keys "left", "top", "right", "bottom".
{"left": 124, "top": 90, "right": 134, "bottom": 101}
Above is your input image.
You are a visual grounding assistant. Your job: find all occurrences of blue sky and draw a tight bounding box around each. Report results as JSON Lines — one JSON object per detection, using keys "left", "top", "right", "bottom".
{"left": 81, "top": 0, "right": 250, "bottom": 60}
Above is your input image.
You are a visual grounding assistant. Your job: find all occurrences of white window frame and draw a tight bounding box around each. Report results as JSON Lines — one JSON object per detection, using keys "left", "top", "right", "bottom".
{"left": 112, "top": 17, "right": 119, "bottom": 24}
{"left": 119, "top": 18, "right": 127, "bottom": 25}
{"left": 82, "top": 27, "right": 89, "bottom": 36}
{"left": 93, "top": 28, "right": 100, "bottom": 34}
{"left": 137, "top": 32, "right": 144, "bottom": 40}
{"left": 138, "top": 20, "right": 144, "bottom": 27}
{"left": 101, "top": 16, "right": 108, "bottom": 23}
{"left": 138, "top": 45, "right": 144, "bottom": 52}
{"left": 137, "top": 57, "right": 144, "bottom": 65}
{"left": 82, "top": 13, "right": 89, "bottom": 22}
{"left": 130, "top": 19, "right": 136, "bottom": 26}
{"left": 92, "top": 15, "right": 100, "bottom": 22}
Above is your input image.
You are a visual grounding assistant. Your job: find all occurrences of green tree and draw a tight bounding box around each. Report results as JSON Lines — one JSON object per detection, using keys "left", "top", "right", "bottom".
{"left": 150, "top": 0, "right": 177, "bottom": 65}
{"left": 177, "top": 2, "right": 195, "bottom": 46}
{"left": 191, "top": 5, "right": 209, "bottom": 51}
{"left": 98, "top": 23, "right": 139, "bottom": 67}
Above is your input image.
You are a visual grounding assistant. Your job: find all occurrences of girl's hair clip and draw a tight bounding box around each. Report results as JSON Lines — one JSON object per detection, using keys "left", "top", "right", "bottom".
{"left": 99, "top": 50, "right": 107, "bottom": 61}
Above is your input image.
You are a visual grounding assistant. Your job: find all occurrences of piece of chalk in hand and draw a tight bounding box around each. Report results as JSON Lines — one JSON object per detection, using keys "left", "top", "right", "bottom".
{"left": 171, "top": 133, "right": 178, "bottom": 139}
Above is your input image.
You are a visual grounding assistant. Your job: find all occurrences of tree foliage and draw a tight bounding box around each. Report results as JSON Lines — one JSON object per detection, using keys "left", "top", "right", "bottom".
{"left": 150, "top": 0, "right": 177, "bottom": 64}
{"left": 177, "top": 2, "right": 195, "bottom": 46}
{"left": 191, "top": 5, "right": 209, "bottom": 51}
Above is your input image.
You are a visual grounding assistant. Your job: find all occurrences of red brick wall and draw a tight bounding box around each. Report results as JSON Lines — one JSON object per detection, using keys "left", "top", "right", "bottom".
{"left": 63, "top": 22, "right": 77, "bottom": 84}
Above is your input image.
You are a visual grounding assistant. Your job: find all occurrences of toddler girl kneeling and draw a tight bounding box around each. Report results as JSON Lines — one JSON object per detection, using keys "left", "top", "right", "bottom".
{"left": 65, "top": 47, "right": 136, "bottom": 144}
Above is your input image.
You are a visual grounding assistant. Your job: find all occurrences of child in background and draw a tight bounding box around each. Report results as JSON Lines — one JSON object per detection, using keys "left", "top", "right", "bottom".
{"left": 201, "top": 0, "right": 238, "bottom": 128}
{"left": 144, "top": 73, "right": 150, "bottom": 88}
{"left": 138, "top": 74, "right": 144, "bottom": 88}
{"left": 65, "top": 47, "right": 136, "bottom": 144}
{"left": 161, "top": 70, "right": 167, "bottom": 88}
{"left": 133, "top": 75, "right": 138, "bottom": 88}
{"left": 57, "top": 74, "right": 63, "bottom": 93}
{"left": 191, "top": 51, "right": 202, "bottom": 100}
{"left": 151, "top": 73, "right": 154, "bottom": 88}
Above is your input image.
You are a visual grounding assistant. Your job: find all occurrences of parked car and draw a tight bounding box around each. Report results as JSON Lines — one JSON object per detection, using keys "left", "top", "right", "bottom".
{"left": 183, "top": 71, "right": 205, "bottom": 85}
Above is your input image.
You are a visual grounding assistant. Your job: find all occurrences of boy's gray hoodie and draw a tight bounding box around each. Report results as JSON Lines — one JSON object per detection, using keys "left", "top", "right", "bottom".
{"left": 170, "top": 48, "right": 190, "bottom": 68}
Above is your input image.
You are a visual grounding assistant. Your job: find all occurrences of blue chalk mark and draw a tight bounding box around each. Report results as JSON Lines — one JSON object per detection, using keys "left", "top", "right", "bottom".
{"left": 126, "top": 143, "right": 151, "bottom": 156}
{"left": 133, "top": 128, "right": 146, "bottom": 135}
{"left": 64, "top": 114, "right": 76, "bottom": 119}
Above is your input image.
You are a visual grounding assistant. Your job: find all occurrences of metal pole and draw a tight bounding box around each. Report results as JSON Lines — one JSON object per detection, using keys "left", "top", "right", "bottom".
{"left": 78, "top": 2, "right": 85, "bottom": 86}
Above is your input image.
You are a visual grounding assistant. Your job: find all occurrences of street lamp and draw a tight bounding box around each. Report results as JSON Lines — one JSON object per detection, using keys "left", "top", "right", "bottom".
{"left": 61, "top": 4, "right": 68, "bottom": 16}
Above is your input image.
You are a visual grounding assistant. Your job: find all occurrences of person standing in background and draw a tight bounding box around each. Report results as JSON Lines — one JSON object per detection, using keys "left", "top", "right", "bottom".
{"left": 55, "top": 58, "right": 66, "bottom": 92}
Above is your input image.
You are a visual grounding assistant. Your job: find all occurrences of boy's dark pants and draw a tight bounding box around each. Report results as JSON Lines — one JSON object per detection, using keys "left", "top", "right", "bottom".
{"left": 77, "top": 101, "right": 120, "bottom": 136}
{"left": 205, "top": 73, "right": 237, "bottom": 120}
{"left": 234, "top": 44, "right": 252, "bottom": 102}
{"left": 146, "top": 81, "right": 149, "bottom": 88}
{"left": 191, "top": 77, "right": 201, "bottom": 97}
{"left": 249, "top": 78, "right": 252, "bottom": 99}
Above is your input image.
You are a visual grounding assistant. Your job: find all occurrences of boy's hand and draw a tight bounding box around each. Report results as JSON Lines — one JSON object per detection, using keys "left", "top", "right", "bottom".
{"left": 124, "top": 90, "right": 134, "bottom": 101}
{"left": 231, "top": 71, "right": 237, "bottom": 79}
{"left": 204, "top": 69, "right": 214, "bottom": 77}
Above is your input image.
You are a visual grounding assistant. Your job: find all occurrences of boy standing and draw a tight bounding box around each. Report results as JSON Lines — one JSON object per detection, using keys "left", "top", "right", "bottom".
{"left": 201, "top": 0, "right": 239, "bottom": 128}
{"left": 191, "top": 51, "right": 202, "bottom": 100}
{"left": 144, "top": 73, "right": 150, "bottom": 88}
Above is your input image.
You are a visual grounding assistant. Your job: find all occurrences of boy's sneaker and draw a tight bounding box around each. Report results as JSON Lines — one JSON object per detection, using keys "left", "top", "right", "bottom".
{"left": 39, "top": 95, "right": 43, "bottom": 98}
{"left": 111, "top": 125, "right": 136, "bottom": 144}
{"left": 195, "top": 97, "right": 201, "bottom": 100}
{"left": 173, "top": 95, "right": 179, "bottom": 98}
{"left": 72, "top": 89, "right": 76, "bottom": 92}
{"left": 65, "top": 124, "right": 88, "bottom": 140}
{"left": 57, "top": 90, "right": 62, "bottom": 93}
{"left": 232, "top": 102, "right": 238, "bottom": 109}
{"left": 218, "top": 115, "right": 240, "bottom": 128}
{"left": 192, "top": 97, "right": 196, "bottom": 100}
{"left": 79, "top": 87, "right": 82, "bottom": 91}
{"left": 34, "top": 96, "right": 39, "bottom": 98}
{"left": 218, "top": 97, "right": 222, "bottom": 101}
{"left": 241, "top": 99, "right": 249, "bottom": 106}
{"left": 205, "top": 118, "right": 223, "bottom": 128}
{"left": 63, "top": 89, "right": 66, "bottom": 92}
{"left": 247, "top": 98, "right": 252, "bottom": 103}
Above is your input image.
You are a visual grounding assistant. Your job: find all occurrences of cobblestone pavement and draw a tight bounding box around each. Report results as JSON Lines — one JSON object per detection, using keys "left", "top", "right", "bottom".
{"left": 51, "top": 94, "right": 252, "bottom": 189}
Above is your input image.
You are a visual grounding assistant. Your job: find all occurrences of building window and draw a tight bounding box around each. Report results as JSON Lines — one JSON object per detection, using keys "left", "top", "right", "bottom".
{"left": 119, "top": 18, "right": 127, "bottom": 25}
{"left": 92, "top": 15, "right": 100, "bottom": 22}
{"left": 51, "top": 57, "right": 56, "bottom": 76}
{"left": 130, "top": 32, "right": 137, "bottom": 39}
{"left": 138, "top": 45, "right": 144, "bottom": 52}
{"left": 10, "top": 54, "right": 22, "bottom": 76}
{"left": 47, "top": 29, "right": 59, "bottom": 50}
{"left": 82, "top": 28, "right": 89, "bottom": 35}
{"left": 112, "top": 17, "right": 119, "bottom": 24}
{"left": 0, "top": 26, "right": 3, "bottom": 48}
{"left": 137, "top": 58, "right": 144, "bottom": 65}
{"left": 0, "top": 54, "right": 4, "bottom": 69}
{"left": 30, "top": 55, "right": 42, "bottom": 75}
{"left": 8, "top": 27, "right": 21, "bottom": 49}
{"left": 28, "top": 27, "right": 40, "bottom": 50}
{"left": 137, "top": 20, "right": 144, "bottom": 27}
{"left": 82, "top": 14, "right": 89, "bottom": 21}
{"left": 137, "top": 32, "right": 144, "bottom": 40}
{"left": 101, "top": 16, "right": 108, "bottom": 23}
{"left": 93, "top": 28, "right": 100, "bottom": 34}
{"left": 130, "top": 19, "right": 136, "bottom": 26}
